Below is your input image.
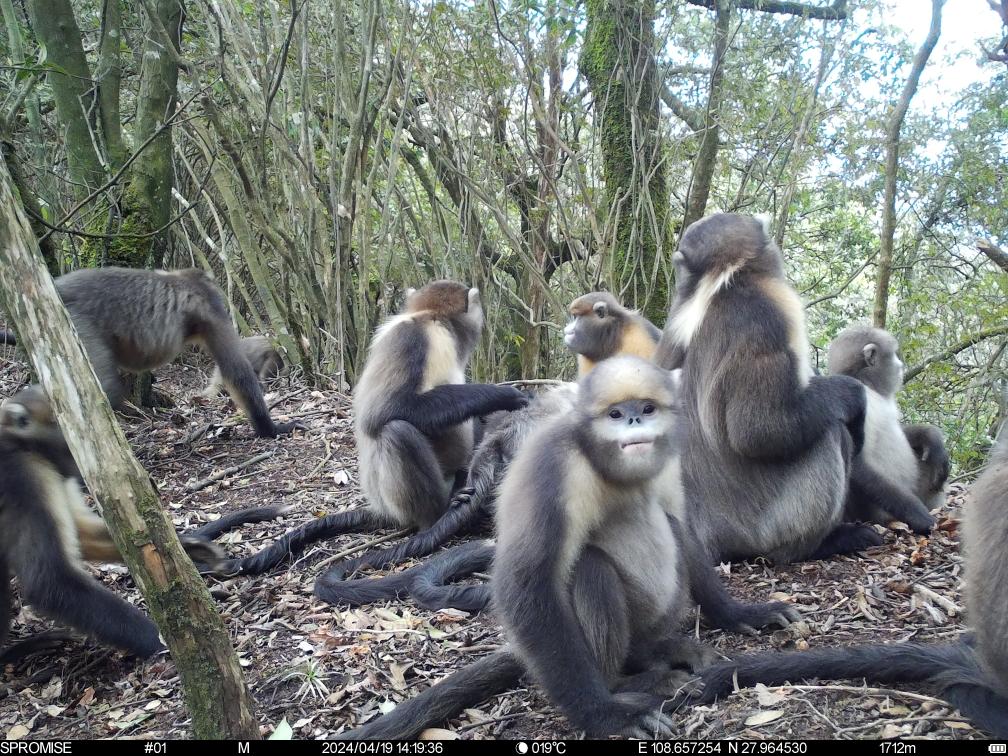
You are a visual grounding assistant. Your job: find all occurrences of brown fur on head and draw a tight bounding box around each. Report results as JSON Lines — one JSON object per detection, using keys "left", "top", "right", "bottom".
{"left": 828, "top": 325, "right": 903, "bottom": 398}
{"left": 565, "top": 292, "right": 660, "bottom": 373}
{"left": 404, "top": 280, "right": 476, "bottom": 317}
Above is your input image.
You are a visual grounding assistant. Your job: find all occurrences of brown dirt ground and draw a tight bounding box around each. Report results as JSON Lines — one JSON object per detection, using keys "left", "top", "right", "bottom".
{"left": 0, "top": 343, "right": 983, "bottom": 741}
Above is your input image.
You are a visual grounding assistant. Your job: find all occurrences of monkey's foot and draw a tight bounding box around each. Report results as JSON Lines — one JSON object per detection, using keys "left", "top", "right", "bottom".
{"left": 584, "top": 693, "right": 678, "bottom": 739}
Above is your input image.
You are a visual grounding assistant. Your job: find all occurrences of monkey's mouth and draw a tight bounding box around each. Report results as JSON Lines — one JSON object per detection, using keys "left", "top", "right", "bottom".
{"left": 620, "top": 439, "right": 655, "bottom": 454}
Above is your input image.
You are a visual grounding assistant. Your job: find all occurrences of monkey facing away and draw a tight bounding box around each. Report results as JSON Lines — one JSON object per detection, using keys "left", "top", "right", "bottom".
{"left": 213, "top": 281, "right": 527, "bottom": 578}
{"left": 337, "top": 358, "right": 723, "bottom": 738}
{"left": 699, "top": 426, "right": 1008, "bottom": 738}
{"left": 0, "top": 386, "right": 288, "bottom": 663}
{"left": 828, "top": 325, "right": 948, "bottom": 534}
{"left": 0, "top": 267, "right": 296, "bottom": 438}
{"left": 314, "top": 291, "right": 665, "bottom": 608}
{"left": 201, "top": 335, "right": 283, "bottom": 399}
{"left": 654, "top": 213, "right": 871, "bottom": 564}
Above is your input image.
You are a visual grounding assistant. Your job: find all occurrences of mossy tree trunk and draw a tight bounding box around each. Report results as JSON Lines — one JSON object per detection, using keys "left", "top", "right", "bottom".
{"left": 580, "top": 0, "right": 669, "bottom": 323}
{"left": 0, "top": 157, "right": 260, "bottom": 740}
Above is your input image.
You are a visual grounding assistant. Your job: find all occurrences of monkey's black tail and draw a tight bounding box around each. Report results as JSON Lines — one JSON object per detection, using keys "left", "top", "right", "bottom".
{"left": 335, "top": 650, "right": 523, "bottom": 739}
{"left": 0, "top": 330, "right": 15, "bottom": 346}
{"left": 313, "top": 491, "right": 492, "bottom": 606}
{"left": 188, "top": 504, "right": 296, "bottom": 541}
{"left": 701, "top": 639, "right": 1008, "bottom": 738}
{"left": 213, "top": 508, "right": 391, "bottom": 577}
{"left": 409, "top": 540, "right": 494, "bottom": 613}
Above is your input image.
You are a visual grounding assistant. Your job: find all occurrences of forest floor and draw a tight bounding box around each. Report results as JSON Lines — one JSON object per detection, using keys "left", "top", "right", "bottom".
{"left": 0, "top": 344, "right": 984, "bottom": 741}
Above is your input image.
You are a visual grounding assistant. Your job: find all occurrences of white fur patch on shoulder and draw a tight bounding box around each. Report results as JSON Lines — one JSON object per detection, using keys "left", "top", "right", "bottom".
{"left": 422, "top": 321, "right": 463, "bottom": 391}
{"left": 667, "top": 265, "right": 741, "bottom": 348}
{"left": 370, "top": 312, "right": 418, "bottom": 349}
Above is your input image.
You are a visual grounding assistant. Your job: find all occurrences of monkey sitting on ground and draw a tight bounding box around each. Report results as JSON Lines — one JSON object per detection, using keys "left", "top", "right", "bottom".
{"left": 201, "top": 335, "right": 283, "bottom": 399}
{"left": 904, "top": 423, "right": 950, "bottom": 511}
{"left": 314, "top": 291, "right": 664, "bottom": 608}
{"left": 828, "top": 325, "right": 948, "bottom": 534}
{"left": 0, "top": 386, "right": 289, "bottom": 663}
{"left": 654, "top": 213, "right": 870, "bottom": 564}
{"left": 0, "top": 267, "right": 296, "bottom": 438}
{"left": 337, "top": 358, "right": 801, "bottom": 739}
{"left": 698, "top": 425, "right": 1008, "bottom": 738}
{"left": 212, "top": 281, "right": 527, "bottom": 578}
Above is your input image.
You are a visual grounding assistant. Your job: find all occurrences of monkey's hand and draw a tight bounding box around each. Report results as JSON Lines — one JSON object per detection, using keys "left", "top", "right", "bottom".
{"left": 904, "top": 510, "right": 937, "bottom": 535}
{"left": 494, "top": 385, "right": 531, "bottom": 412}
{"left": 716, "top": 600, "right": 803, "bottom": 636}
{"left": 274, "top": 419, "right": 307, "bottom": 435}
{"left": 827, "top": 374, "right": 866, "bottom": 456}
{"left": 583, "top": 692, "right": 677, "bottom": 739}
{"left": 180, "top": 535, "right": 226, "bottom": 572}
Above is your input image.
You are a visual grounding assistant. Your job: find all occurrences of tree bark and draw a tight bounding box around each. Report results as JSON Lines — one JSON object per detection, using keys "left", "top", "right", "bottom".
{"left": 682, "top": 0, "right": 732, "bottom": 235}
{"left": 118, "top": 0, "right": 184, "bottom": 268}
{"left": 25, "top": 0, "right": 106, "bottom": 191}
{"left": 581, "top": 0, "right": 670, "bottom": 322}
{"left": 872, "top": 0, "right": 944, "bottom": 329}
{"left": 0, "top": 158, "right": 260, "bottom": 739}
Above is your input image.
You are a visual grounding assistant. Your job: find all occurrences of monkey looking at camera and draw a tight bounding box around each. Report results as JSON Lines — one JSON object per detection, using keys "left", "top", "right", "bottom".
{"left": 201, "top": 335, "right": 283, "bottom": 399}
{"left": 654, "top": 213, "right": 870, "bottom": 564}
{"left": 0, "top": 267, "right": 296, "bottom": 438}
{"left": 336, "top": 358, "right": 725, "bottom": 739}
{"left": 314, "top": 291, "right": 664, "bottom": 607}
{"left": 699, "top": 425, "right": 1008, "bottom": 738}
{"left": 828, "top": 325, "right": 948, "bottom": 533}
{"left": 213, "top": 281, "right": 527, "bottom": 578}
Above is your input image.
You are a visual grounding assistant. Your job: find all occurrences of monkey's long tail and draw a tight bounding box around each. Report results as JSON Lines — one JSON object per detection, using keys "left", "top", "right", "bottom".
{"left": 335, "top": 650, "right": 523, "bottom": 739}
{"left": 701, "top": 639, "right": 1008, "bottom": 738}
{"left": 409, "top": 540, "right": 494, "bottom": 613}
{"left": 188, "top": 504, "right": 296, "bottom": 541}
{"left": 0, "top": 330, "right": 16, "bottom": 346}
{"left": 313, "top": 491, "right": 493, "bottom": 606}
{"left": 213, "top": 508, "right": 392, "bottom": 577}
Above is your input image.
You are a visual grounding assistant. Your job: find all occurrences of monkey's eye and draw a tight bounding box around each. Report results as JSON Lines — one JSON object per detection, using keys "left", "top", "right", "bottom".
{"left": 15, "top": 415, "right": 29, "bottom": 429}
{"left": 608, "top": 408, "right": 623, "bottom": 420}
{"left": 642, "top": 404, "right": 656, "bottom": 415}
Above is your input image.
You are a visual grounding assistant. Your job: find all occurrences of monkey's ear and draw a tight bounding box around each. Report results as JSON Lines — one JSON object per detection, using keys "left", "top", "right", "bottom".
{"left": 754, "top": 213, "right": 772, "bottom": 236}
{"left": 593, "top": 301, "right": 608, "bottom": 318}
{"left": 862, "top": 343, "right": 878, "bottom": 366}
{"left": 467, "top": 288, "right": 481, "bottom": 309}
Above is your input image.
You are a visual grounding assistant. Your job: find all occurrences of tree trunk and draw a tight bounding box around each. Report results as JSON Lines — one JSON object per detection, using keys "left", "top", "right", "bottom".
{"left": 682, "top": 0, "right": 731, "bottom": 234}
{"left": 0, "top": 158, "right": 260, "bottom": 740}
{"left": 580, "top": 0, "right": 669, "bottom": 322}
{"left": 25, "top": 0, "right": 106, "bottom": 191}
{"left": 872, "top": 0, "right": 944, "bottom": 329}
{"left": 118, "top": 0, "right": 183, "bottom": 268}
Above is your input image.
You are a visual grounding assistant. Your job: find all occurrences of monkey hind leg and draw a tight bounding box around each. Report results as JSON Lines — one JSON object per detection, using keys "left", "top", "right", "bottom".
{"left": 367, "top": 420, "right": 452, "bottom": 528}
{"left": 408, "top": 540, "right": 495, "bottom": 613}
{"left": 942, "top": 682, "right": 1008, "bottom": 738}
{"left": 336, "top": 650, "right": 524, "bottom": 740}
{"left": 807, "top": 522, "right": 883, "bottom": 560}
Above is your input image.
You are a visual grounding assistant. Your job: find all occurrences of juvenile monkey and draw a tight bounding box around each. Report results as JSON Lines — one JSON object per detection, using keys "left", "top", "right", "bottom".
{"left": 699, "top": 426, "right": 1008, "bottom": 738}
{"left": 215, "top": 281, "right": 527, "bottom": 578}
{"left": 829, "top": 325, "right": 947, "bottom": 533}
{"left": 315, "top": 292, "right": 663, "bottom": 607}
{"left": 337, "top": 358, "right": 719, "bottom": 738}
{"left": 1, "top": 267, "right": 295, "bottom": 438}
{"left": 655, "top": 213, "right": 870, "bottom": 564}
{"left": 201, "top": 335, "right": 283, "bottom": 399}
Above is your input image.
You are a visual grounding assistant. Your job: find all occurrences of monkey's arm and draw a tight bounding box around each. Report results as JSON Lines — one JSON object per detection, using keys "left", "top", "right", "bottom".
{"left": 375, "top": 384, "right": 528, "bottom": 436}
{"left": 723, "top": 360, "right": 865, "bottom": 461}
{"left": 673, "top": 516, "right": 801, "bottom": 633}
{"left": 847, "top": 457, "right": 935, "bottom": 534}
{"left": 5, "top": 504, "right": 164, "bottom": 657}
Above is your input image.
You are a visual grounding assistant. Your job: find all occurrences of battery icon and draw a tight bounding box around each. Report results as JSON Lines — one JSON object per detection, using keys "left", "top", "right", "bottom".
{"left": 989, "top": 745, "right": 1006, "bottom": 753}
